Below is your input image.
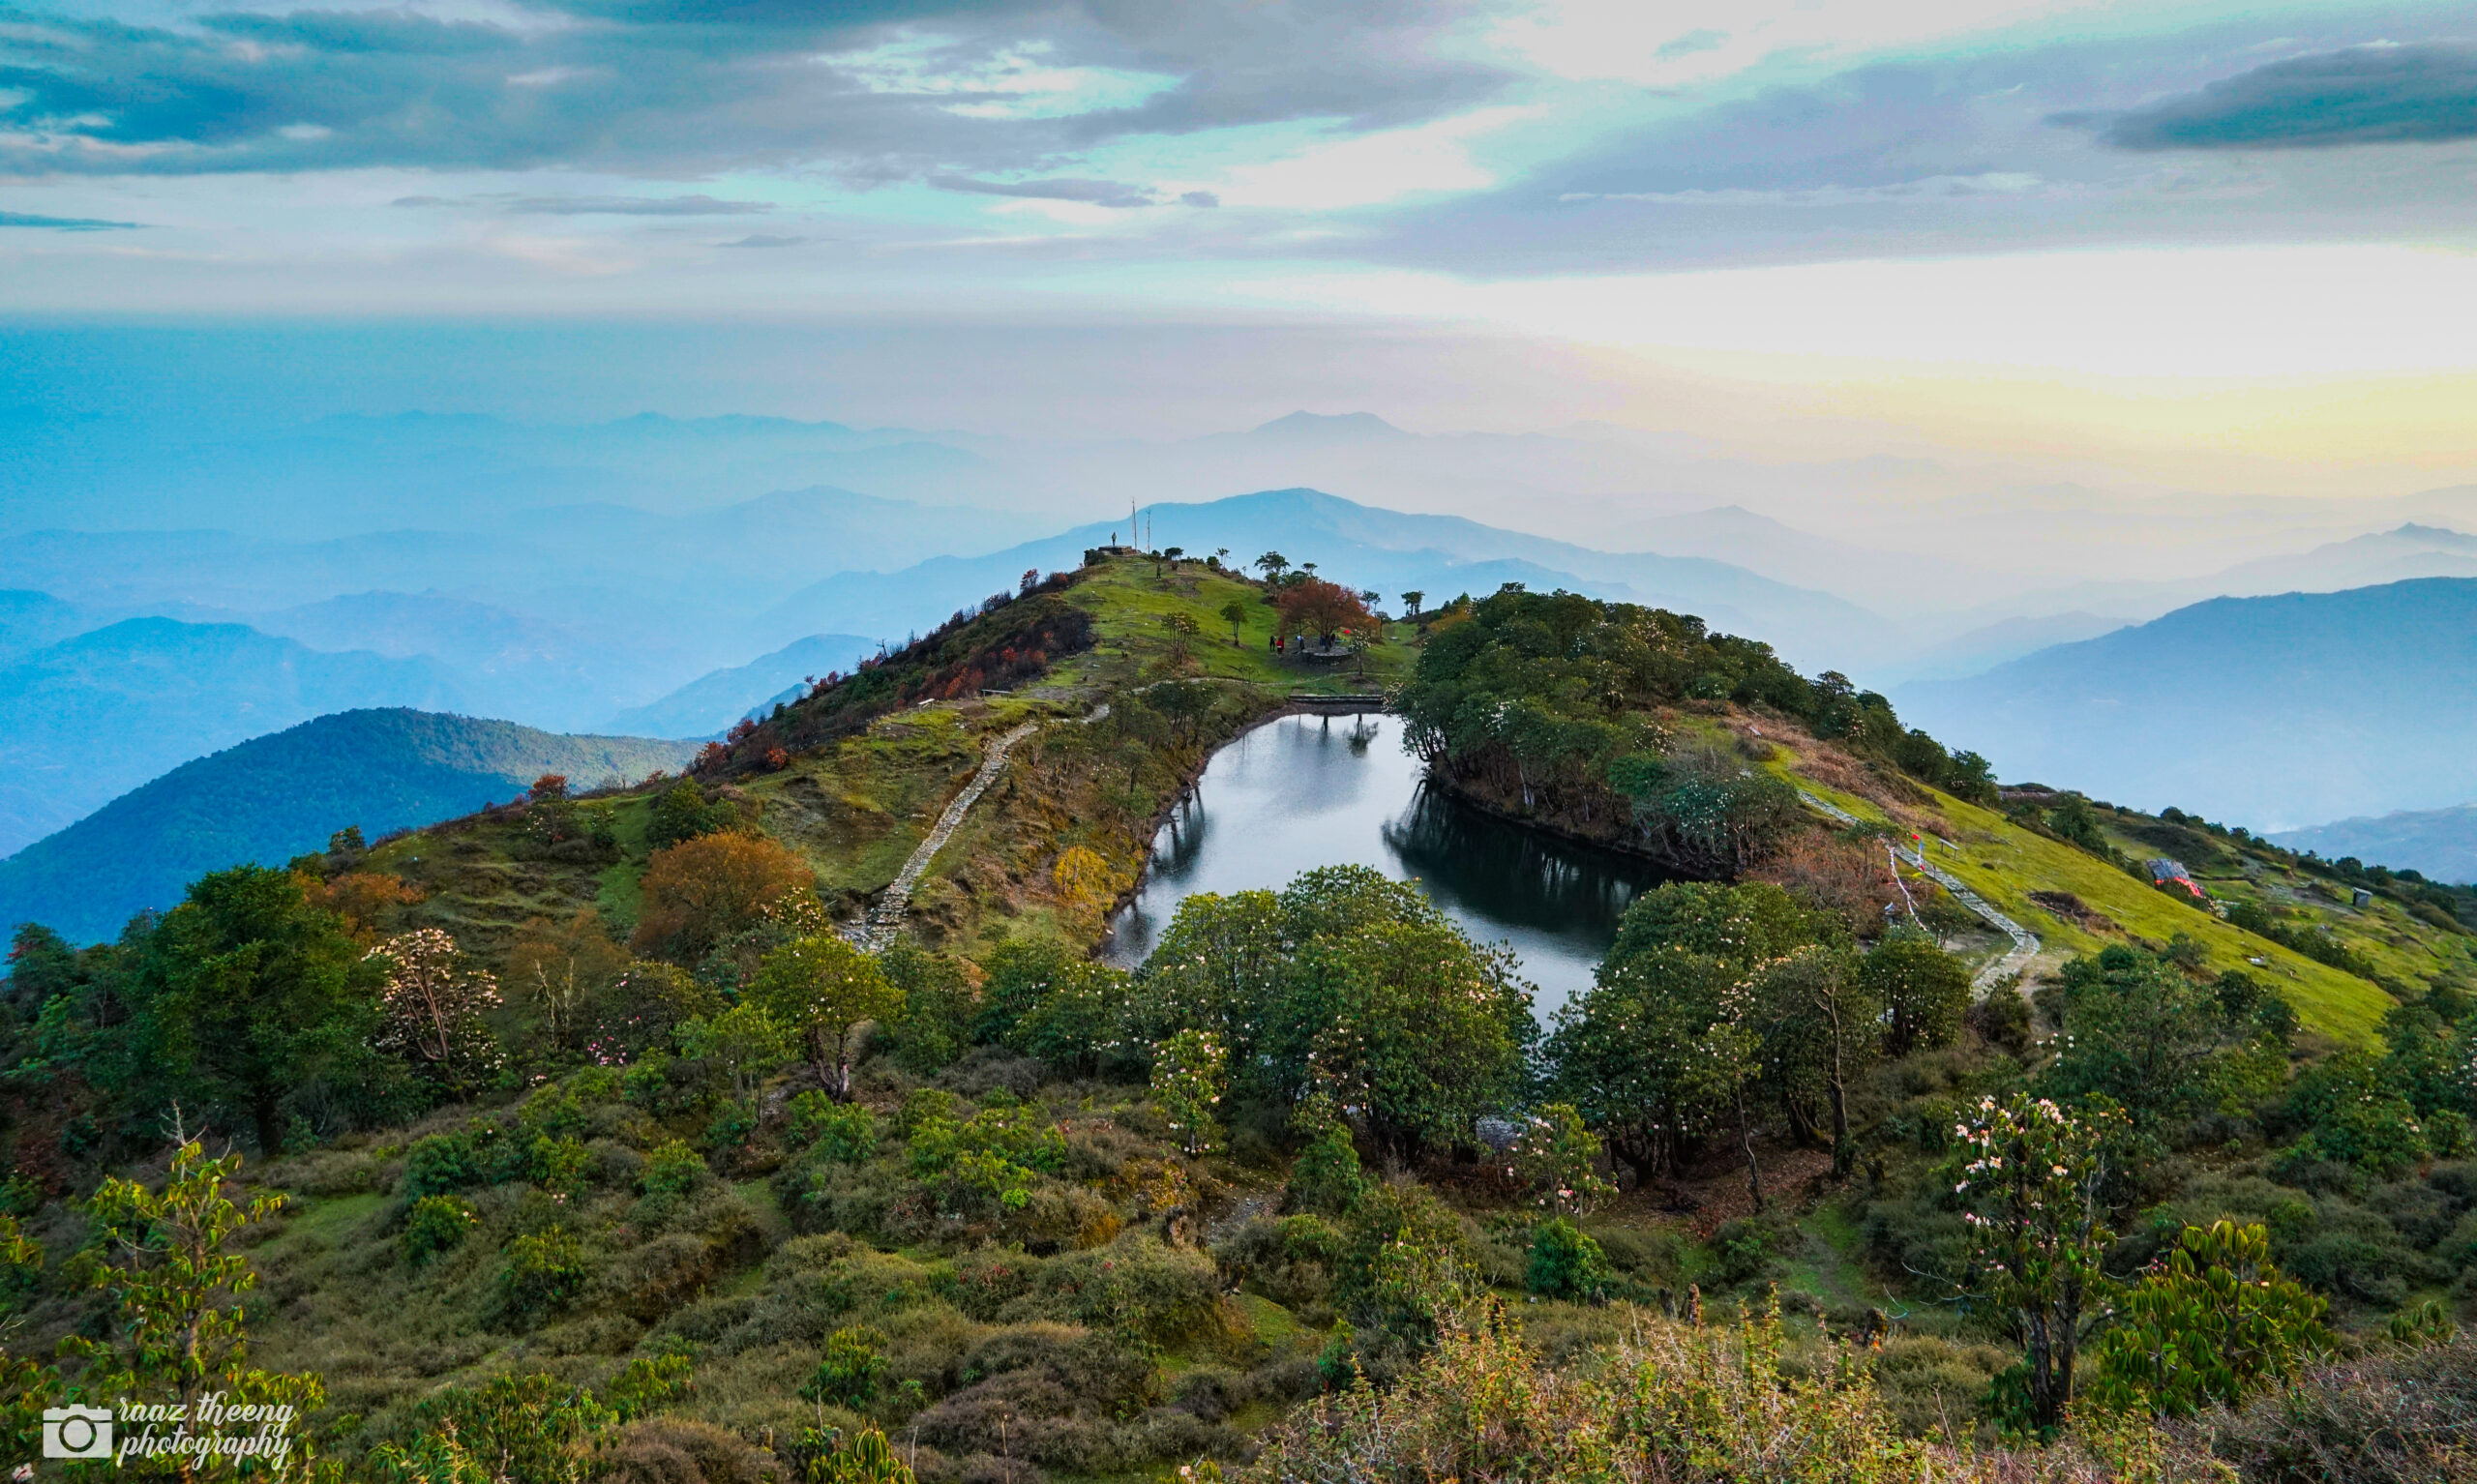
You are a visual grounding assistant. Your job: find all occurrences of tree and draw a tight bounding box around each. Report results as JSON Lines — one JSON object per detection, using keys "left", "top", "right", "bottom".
{"left": 749, "top": 935, "right": 904, "bottom": 1099}
{"left": 1947, "top": 1093, "right": 2122, "bottom": 1437}
{"left": 1549, "top": 883, "right": 1826, "bottom": 1187}
{"left": 1752, "top": 943, "right": 1876, "bottom": 1177}
{"left": 2084, "top": 1220, "right": 2332, "bottom": 1418}
{"left": 645, "top": 778, "right": 739, "bottom": 851}
{"left": 368, "top": 929, "right": 506, "bottom": 1092}
{"left": 1218, "top": 598, "right": 1250, "bottom": 645}
{"left": 1399, "top": 590, "right": 1424, "bottom": 619}
{"left": 1275, "top": 578, "right": 1378, "bottom": 647}
{"left": 1151, "top": 1028, "right": 1229, "bottom": 1155}
{"left": 60, "top": 1134, "right": 328, "bottom": 1473}
{"left": 128, "top": 866, "right": 379, "bottom": 1153}
{"left": 1159, "top": 608, "right": 1201, "bottom": 663}
{"left": 1861, "top": 930, "right": 1971, "bottom": 1056}
{"left": 2044, "top": 946, "right": 2284, "bottom": 1132}
{"left": 504, "top": 909, "right": 629, "bottom": 1052}
{"left": 681, "top": 1001, "right": 795, "bottom": 1100}
{"left": 632, "top": 831, "right": 816, "bottom": 963}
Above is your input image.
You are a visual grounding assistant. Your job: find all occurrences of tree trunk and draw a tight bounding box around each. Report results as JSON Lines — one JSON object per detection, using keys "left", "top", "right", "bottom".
{"left": 1736, "top": 1085, "right": 1762, "bottom": 1212}
{"left": 253, "top": 1092, "right": 284, "bottom": 1156}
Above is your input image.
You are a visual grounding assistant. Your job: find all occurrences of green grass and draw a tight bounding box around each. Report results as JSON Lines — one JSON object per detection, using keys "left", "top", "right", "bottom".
{"left": 1774, "top": 747, "right": 2398, "bottom": 1046}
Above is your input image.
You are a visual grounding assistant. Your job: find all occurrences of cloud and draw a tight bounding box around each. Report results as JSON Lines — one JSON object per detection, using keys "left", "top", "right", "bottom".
{"left": 1656, "top": 28, "right": 1728, "bottom": 61}
{"left": 2088, "top": 43, "right": 2477, "bottom": 150}
{"left": 722, "top": 233, "right": 809, "bottom": 248}
{"left": 0, "top": 209, "right": 141, "bottom": 229}
{"left": 1178, "top": 190, "right": 1219, "bottom": 208}
{"left": 932, "top": 174, "right": 1159, "bottom": 206}
{"left": 0, "top": 0, "right": 1509, "bottom": 179}
{"left": 394, "top": 193, "right": 771, "bottom": 215}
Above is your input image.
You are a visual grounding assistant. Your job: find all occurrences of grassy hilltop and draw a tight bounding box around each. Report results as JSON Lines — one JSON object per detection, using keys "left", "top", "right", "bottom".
{"left": 6, "top": 555, "right": 2477, "bottom": 1483}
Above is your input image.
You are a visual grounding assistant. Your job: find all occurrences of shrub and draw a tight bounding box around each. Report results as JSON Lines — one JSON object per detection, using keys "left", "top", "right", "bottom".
{"left": 1284, "top": 1122, "right": 1366, "bottom": 1217}
{"left": 403, "top": 1131, "right": 479, "bottom": 1198}
{"left": 2083, "top": 1221, "right": 2334, "bottom": 1418}
{"left": 402, "top": 1194, "right": 480, "bottom": 1265}
{"left": 641, "top": 1140, "right": 707, "bottom": 1199}
{"left": 497, "top": 1225, "right": 593, "bottom": 1324}
{"left": 791, "top": 1092, "right": 879, "bottom": 1164}
{"left": 1525, "top": 1218, "right": 1612, "bottom": 1302}
{"left": 802, "top": 1324, "right": 891, "bottom": 1410}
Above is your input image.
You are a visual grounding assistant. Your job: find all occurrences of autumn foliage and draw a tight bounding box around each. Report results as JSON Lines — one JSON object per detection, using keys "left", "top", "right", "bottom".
{"left": 630, "top": 831, "right": 817, "bottom": 963}
{"left": 1274, "top": 578, "right": 1379, "bottom": 644}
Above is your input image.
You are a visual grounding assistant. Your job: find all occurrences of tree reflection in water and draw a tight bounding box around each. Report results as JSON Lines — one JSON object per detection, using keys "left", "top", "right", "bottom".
{"left": 1103, "top": 713, "right": 1672, "bottom": 1018}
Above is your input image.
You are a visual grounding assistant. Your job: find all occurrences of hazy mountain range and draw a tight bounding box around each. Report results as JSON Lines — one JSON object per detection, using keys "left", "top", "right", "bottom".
{"left": 1895, "top": 578, "right": 2477, "bottom": 833}
{"left": 2274, "top": 806, "right": 2477, "bottom": 888}
{"left": 0, "top": 709, "right": 694, "bottom": 945}
{"left": 8, "top": 404, "right": 2477, "bottom": 904}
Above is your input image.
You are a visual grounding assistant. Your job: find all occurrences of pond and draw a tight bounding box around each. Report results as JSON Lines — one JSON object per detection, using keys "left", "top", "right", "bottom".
{"left": 1100, "top": 712, "right": 1673, "bottom": 1018}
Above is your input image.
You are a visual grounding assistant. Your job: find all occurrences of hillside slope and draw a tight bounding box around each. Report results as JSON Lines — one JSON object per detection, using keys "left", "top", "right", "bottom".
{"left": 0, "top": 708, "right": 693, "bottom": 944}
{"left": 1895, "top": 578, "right": 2477, "bottom": 831}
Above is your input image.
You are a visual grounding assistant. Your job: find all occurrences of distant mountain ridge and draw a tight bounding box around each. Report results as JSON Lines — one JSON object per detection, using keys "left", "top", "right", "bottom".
{"left": 1895, "top": 578, "right": 2477, "bottom": 832}
{"left": 604, "top": 633, "right": 878, "bottom": 738}
{"left": 0, "top": 618, "right": 464, "bottom": 856}
{"left": 754, "top": 487, "right": 1893, "bottom": 675}
{"left": 0, "top": 709, "right": 695, "bottom": 945}
{"left": 2273, "top": 804, "right": 2477, "bottom": 887}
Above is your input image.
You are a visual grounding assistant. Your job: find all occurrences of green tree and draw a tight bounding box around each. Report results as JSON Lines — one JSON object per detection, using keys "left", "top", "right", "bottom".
{"left": 2285, "top": 1050, "right": 2429, "bottom": 1174}
{"left": 750, "top": 935, "right": 904, "bottom": 1099}
{"left": 1751, "top": 943, "right": 1876, "bottom": 1177}
{"left": 2085, "top": 1220, "right": 2333, "bottom": 1418}
{"left": 1549, "top": 883, "right": 1825, "bottom": 1186}
{"left": 60, "top": 1136, "right": 328, "bottom": 1474}
{"left": 1151, "top": 1028, "right": 1229, "bottom": 1155}
{"left": 678, "top": 1001, "right": 794, "bottom": 1100}
{"left": 129, "top": 865, "right": 379, "bottom": 1153}
{"left": 1861, "top": 929, "right": 1972, "bottom": 1057}
{"left": 1947, "top": 1093, "right": 2122, "bottom": 1438}
{"left": 1218, "top": 598, "right": 1250, "bottom": 644}
{"left": 645, "top": 778, "right": 738, "bottom": 851}
{"left": 1399, "top": 590, "right": 1424, "bottom": 619}
{"left": 2044, "top": 946, "right": 2285, "bottom": 1131}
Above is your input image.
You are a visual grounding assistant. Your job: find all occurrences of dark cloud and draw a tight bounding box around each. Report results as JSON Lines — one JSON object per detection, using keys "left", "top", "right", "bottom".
{"left": 2089, "top": 43, "right": 2477, "bottom": 150}
{"left": 932, "top": 174, "right": 1158, "bottom": 207}
{"left": 1178, "top": 190, "right": 1219, "bottom": 208}
{"left": 0, "top": 209, "right": 141, "bottom": 228}
{"left": 0, "top": 0, "right": 1507, "bottom": 178}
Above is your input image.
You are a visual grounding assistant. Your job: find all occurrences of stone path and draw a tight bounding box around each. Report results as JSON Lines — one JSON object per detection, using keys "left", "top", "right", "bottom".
{"left": 1797, "top": 789, "right": 2042, "bottom": 998}
{"left": 844, "top": 721, "right": 1039, "bottom": 952}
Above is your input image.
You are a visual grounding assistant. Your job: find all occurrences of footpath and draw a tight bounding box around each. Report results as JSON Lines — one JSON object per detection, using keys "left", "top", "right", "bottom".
{"left": 1797, "top": 790, "right": 2042, "bottom": 998}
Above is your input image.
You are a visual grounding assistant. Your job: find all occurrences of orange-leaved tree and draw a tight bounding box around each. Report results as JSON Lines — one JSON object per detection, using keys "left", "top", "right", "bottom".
{"left": 631, "top": 831, "right": 816, "bottom": 963}
{"left": 1275, "top": 578, "right": 1377, "bottom": 646}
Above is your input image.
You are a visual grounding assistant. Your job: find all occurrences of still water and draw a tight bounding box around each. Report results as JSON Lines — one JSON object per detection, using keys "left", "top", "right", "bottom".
{"left": 1100, "top": 713, "right": 1671, "bottom": 1018}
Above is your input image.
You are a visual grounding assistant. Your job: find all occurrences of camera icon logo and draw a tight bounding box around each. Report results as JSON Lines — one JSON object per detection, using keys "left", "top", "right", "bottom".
{"left": 41, "top": 1405, "right": 114, "bottom": 1461}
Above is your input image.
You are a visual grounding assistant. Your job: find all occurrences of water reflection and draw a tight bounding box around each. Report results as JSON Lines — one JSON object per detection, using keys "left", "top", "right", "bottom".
{"left": 1102, "top": 713, "right": 1671, "bottom": 1017}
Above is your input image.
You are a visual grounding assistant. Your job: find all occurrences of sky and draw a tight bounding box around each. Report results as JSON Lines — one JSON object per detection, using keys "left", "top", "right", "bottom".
{"left": 4, "top": 0, "right": 2477, "bottom": 490}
